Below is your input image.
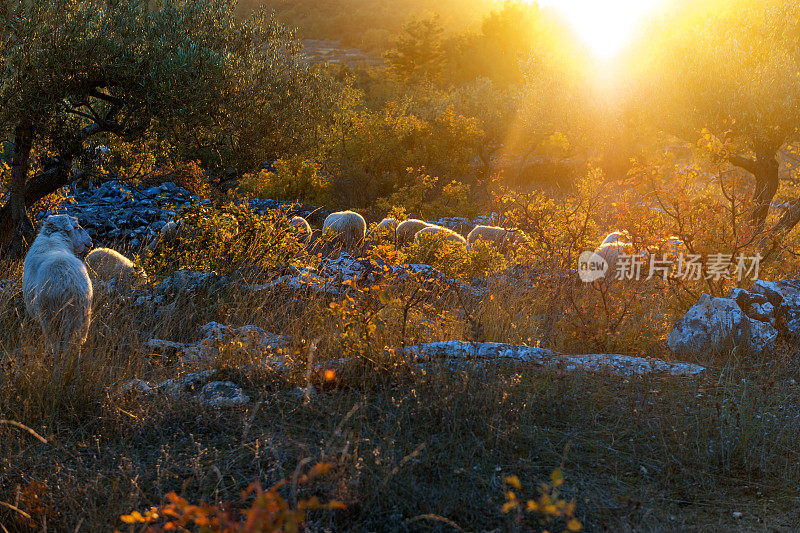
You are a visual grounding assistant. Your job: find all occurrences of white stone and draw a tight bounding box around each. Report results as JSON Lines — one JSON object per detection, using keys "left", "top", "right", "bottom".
{"left": 399, "top": 342, "right": 704, "bottom": 377}
{"left": 752, "top": 279, "right": 800, "bottom": 339}
{"left": 667, "top": 293, "right": 777, "bottom": 356}
{"left": 199, "top": 381, "right": 250, "bottom": 408}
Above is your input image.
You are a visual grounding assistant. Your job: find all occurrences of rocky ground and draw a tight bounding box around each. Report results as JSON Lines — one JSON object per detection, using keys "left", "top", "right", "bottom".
{"left": 43, "top": 180, "right": 800, "bottom": 373}
{"left": 5, "top": 181, "right": 800, "bottom": 531}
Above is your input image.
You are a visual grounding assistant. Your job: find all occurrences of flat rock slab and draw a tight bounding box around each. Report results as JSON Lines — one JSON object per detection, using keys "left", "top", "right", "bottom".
{"left": 402, "top": 341, "right": 705, "bottom": 377}
{"left": 147, "top": 322, "right": 289, "bottom": 367}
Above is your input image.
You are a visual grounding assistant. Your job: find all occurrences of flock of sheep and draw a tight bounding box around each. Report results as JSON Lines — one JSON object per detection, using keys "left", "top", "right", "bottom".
{"left": 314, "top": 210, "right": 529, "bottom": 251}
{"left": 20, "top": 210, "right": 531, "bottom": 357}
{"left": 21, "top": 206, "right": 675, "bottom": 358}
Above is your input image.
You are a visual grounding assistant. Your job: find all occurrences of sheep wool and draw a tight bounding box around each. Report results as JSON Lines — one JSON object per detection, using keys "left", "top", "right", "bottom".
{"left": 85, "top": 247, "right": 148, "bottom": 290}
{"left": 466, "top": 225, "right": 527, "bottom": 251}
{"left": 322, "top": 210, "right": 367, "bottom": 248}
{"left": 395, "top": 219, "right": 430, "bottom": 246}
{"left": 601, "top": 230, "right": 630, "bottom": 246}
{"left": 414, "top": 225, "right": 467, "bottom": 246}
{"left": 23, "top": 215, "right": 93, "bottom": 353}
{"left": 368, "top": 218, "right": 398, "bottom": 243}
{"left": 289, "top": 216, "right": 313, "bottom": 244}
{"left": 594, "top": 231, "right": 635, "bottom": 279}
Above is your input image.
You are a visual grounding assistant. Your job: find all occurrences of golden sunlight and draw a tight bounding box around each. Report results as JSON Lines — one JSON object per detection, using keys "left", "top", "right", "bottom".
{"left": 540, "top": 0, "right": 664, "bottom": 59}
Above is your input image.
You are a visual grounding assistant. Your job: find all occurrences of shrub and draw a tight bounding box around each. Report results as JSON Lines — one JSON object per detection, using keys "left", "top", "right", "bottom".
{"left": 237, "top": 156, "right": 333, "bottom": 206}
{"left": 120, "top": 462, "right": 344, "bottom": 532}
{"left": 502, "top": 469, "right": 582, "bottom": 533}
{"left": 404, "top": 234, "right": 506, "bottom": 281}
{"left": 145, "top": 202, "right": 306, "bottom": 278}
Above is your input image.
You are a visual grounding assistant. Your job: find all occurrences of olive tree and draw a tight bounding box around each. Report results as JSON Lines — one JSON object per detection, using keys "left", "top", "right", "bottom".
{"left": 0, "top": 0, "right": 319, "bottom": 257}
{"left": 639, "top": 0, "right": 800, "bottom": 237}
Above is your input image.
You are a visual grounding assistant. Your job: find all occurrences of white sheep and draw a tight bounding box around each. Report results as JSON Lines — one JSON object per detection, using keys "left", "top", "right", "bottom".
{"left": 594, "top": 231, "right": 634, "bottom": 279}
{"left": 466, "top": 225, "right": 529, "bottom": 252}
{"left": 322, "top": 211, "right": 366, "bottom": 248}
{"left": 85, "top": 248, "right": 148, "bottom": 290}
{"left": 600, "top": 230, "right": 630, "bottom": 246}
{"left": 23, "top": 215, "right": 94, "bottom": 353}
{"left": 368, "top": 218, "right": 398, "bottom": 243}
{"left": 289, "top": 216, "right": 312, "bottom": 244}
{"left": 147, "top": 219, "right": 181, "bottom": 250}
{"left": 395, "top": 219, "right": 430, "bottom": 246}
{"left": 414, "top": 225, "right": 467, "bottom": 246}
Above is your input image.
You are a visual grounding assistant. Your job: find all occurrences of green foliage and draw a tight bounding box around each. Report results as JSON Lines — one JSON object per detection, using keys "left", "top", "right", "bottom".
{"left": 404, "top": 232, "right": 506, "bottom": 281}
{"left": 383, "top": 16, "right": 445, "bottom": 84}
{"left": 318, "top": 91, "right": 487, "bottom": 207}
{"left": 444, "top": 1, "right": 579, "bottom": 87}
{"left": 237, "top": 0, "right": 492, "bottom": 53}
{"left": 238, "top": 156, "right": 333, "bottom": 205}
{"left": 0, "top": 0, "right": 322, "bottom": 217}
{"left": 145, "top": 202, "right": 305, "bottom": 277}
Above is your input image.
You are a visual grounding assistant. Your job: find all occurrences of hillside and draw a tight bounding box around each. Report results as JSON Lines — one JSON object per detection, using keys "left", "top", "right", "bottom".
{"left": 237, "top": 0, "right": 494, "bottom": 52}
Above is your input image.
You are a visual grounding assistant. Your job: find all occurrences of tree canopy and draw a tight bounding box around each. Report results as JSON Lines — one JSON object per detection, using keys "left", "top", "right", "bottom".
{"left": 0, "top": 0, "right": 319, "bottom": 255}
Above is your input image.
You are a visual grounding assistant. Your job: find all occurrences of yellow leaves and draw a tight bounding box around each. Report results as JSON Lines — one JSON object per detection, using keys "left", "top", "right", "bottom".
{"left": 120, "top": 511, "right": 145, "bottom": 524}
{"left": 325, "top": 500, "right": 348, "bottom": 511}
{"left": 567, "top": 518, "right": 583, "bottom": 531}
{"left": 501, "top": 470, "right": 580, "bottom": 531}
{"left": 565, "top": 500, "right": 577, "bottom": 516}
{"left": 119, "top": 463, "right": 344, "bottom": 531}
{"left": 501, "top": 500, "right": 519, "bottom": 514}
{"left": 302, "top": 461, "right": 334, "bottom": 482}
{"left": 551, "top": 468, "right": 565, "bottom": 487}
{"left": 120, "top": 506, "right": 160, "bottom": 524}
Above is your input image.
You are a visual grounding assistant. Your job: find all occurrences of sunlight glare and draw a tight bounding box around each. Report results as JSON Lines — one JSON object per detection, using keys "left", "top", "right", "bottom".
{"left": 540, "top": 0, "right": 663, "bottom": 59}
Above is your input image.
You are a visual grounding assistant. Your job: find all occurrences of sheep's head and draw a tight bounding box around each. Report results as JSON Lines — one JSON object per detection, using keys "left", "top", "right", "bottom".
{"left": 41, "top": 215, "right": 92, "bottom": 253}
{"left": 601, "top": 230, "right": 631, "bottom": 246}
{"left": 509, "top": 230, "right": 532, "bottom": 248}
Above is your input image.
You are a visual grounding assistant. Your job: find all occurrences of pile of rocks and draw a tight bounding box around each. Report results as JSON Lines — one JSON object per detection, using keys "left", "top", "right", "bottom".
{"left": 147, "top": 321, "right": 289, "bottom": 367}
{"left": 122, "top": 331, "right": 704, "bottom": 409}
{"left": 432, "top": 213, "right": 500, "bottom": 237}
{"left": 667, "top": 279, "right": 800, "bottom": 356}
{"left": 43, "top": 181, "right": 199, "bottom": 249}
{"left": 250, "top": 252, "right": 484, "bottom": 298}
{"left": 121, "top": 371, "right": 251, "bottom": 408}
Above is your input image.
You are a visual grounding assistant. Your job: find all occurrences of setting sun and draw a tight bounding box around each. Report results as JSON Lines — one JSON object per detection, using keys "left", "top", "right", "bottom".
{"left": 540, "top": 0, "right": 664, "bottom": 59}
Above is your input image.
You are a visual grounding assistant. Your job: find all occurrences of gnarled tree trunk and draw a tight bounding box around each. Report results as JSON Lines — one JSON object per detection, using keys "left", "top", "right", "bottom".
{"left": 2, "top": 121, "right": 35, "bottom": 259}
{"left": 0, "top": 122, "right": 105, "bottom": 259}
{"left": 728, "top": 142, "right": 781, "bottom": 230}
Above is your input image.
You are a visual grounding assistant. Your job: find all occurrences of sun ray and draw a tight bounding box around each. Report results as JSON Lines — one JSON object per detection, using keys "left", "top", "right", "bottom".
{"left": 539, "top": 0, "right": 664, "bottom": 60}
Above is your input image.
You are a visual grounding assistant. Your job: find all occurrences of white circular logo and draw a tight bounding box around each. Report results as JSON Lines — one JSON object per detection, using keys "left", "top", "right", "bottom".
{"left": 578, "top": 251, "right": 608, "bottom": 283}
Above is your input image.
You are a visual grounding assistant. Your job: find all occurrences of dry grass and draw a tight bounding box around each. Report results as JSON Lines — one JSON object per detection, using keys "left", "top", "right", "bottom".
{"left": 2, "top": 223, "right": 800, "bottom": 531}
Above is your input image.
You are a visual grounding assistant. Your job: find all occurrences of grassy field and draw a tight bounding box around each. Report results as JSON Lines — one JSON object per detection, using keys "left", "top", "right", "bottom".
{"left": 2, "top": 240, "right": 800, "bottom": 532}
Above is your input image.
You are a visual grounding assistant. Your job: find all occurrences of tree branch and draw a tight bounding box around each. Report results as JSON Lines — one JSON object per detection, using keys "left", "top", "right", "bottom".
{"left": 727, "top": 154, "right": 760, "bottom": 175}
{"left": 89, "top": 88, "right": 123, "bottom": 107}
